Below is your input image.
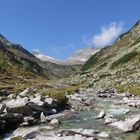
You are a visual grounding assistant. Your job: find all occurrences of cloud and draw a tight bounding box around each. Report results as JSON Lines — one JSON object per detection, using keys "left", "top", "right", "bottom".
{"left": 88, "top": 22, "right": 124, "bottom": 48}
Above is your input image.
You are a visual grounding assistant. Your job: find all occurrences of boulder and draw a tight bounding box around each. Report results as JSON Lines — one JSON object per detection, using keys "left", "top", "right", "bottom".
{"left": 110, "top": 115, "right": 140, "bottom": 133}
{"left": 19, "top": 87, "right": 33, "bottom": 97}
{"left": 7, "top": 105, "right": 33, "bottom": 116}
{"left": 0, "top": 113, "right": 23, "bottom": 131}
{"left": 97, "top": 111, "right": 106, "bottom": 119}
{"left": 45, "top": 98, "right": 59, "bottom": 109}
{"left": 3, "top": 97, "right": 28, "bottom": 108}
{"left": 40, "top": 112, "right": 46, "bottom": 123}
{"left": 97, "top": 131, "right": 109, "bottom": 138}
{"left": 0, "top": 90, "right": 11, "bottom": 96}
{"left": 84, "top": 97, "right": 95, "bottom": 106}
{"left": 98, "top": 94, "right": 109, "bottom": 98}
{"left": 104, "top": 116, "right": 118, "bottom": 124}
{"left": 30, "top": 95, "right": 45, "bottom": 107}
{"left": 50, "top": 118, "right": 59, "bottom": 125}
{"left": 23, "top": 116, "right": 37, "bottom": 125}
{"left": 23, "top": 131, "right": 44, "bottom": 140}
{"left": 69, "top": 99, "right": 84, "bottom": 111}
{"left": 26, "top": 102, "right": 44, "bottom": 119}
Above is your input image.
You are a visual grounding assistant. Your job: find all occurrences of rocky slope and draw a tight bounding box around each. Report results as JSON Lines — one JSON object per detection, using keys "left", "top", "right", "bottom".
{"left": 72, "top": 20, "right": 140, "bottom": 95}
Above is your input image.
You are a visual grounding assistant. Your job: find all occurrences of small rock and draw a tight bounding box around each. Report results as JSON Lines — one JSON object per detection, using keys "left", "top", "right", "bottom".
{"left": 97, "top": 111, "right": 106, "bottom": 119}
{"left": 50, "top": 118, "right": 59, "bottom": 125}
{"left": 19, "top": 88, "right": 32, "bottom": 97}
{"left": 97, "top": 131, "right": 109, "bottom": 138}
{"left": 40, "top": 112, "right": 46, "bottom": 123}
{"left": 104, "top": 116, "right": 118, "bottom": 124}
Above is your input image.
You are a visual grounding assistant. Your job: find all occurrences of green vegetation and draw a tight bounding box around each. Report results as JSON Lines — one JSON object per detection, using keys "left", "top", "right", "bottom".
{"left": 115, "top": 84, "right": 140, "bottom": 95}
{"left": 128, "top": 86, "right": 140, "bottom": 95}
{"left": 81, "top": 54, "right": 98, "bottom": 71}
{"left": 0, "top": 59, "right": 8, "bottom": 71}
{"left": 99, "top": 73, "right": 111, "bottom": 79}
{"left": 99, "top": 62, "right": 108, "bottom": 68}
{"left": 111, "top": 51, "right": 138, "bottom": 69}
{"left": 42, "top": 85, "right": 79, "bottom": 101}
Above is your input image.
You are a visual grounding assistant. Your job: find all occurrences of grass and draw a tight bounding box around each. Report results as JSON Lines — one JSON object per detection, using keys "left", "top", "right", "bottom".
{"left": 42, "top": 85, "right": 79, "bottom": 101}
{"left": 0, "top": 59, "right": 8, "bottom": 71}
{"left": 115, "top": 84, "right": 140, "bottom": 95}
{"left": 111, "top": 51, "right": 138, "bottom": 69}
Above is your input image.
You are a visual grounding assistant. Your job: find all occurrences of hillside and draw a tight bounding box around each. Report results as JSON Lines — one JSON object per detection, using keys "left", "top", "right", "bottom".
{"left": 0, "top": 35, "right": 79, "bottom": 93}
{"left": 72, "top": 20, "right": 140, "bottom": 95}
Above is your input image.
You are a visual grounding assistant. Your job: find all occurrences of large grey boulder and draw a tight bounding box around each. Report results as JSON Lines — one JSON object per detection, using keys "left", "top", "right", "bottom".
{"left": 110, "top": 115, "right": 140, "bottom": 133}
{"left": 3, "top": 97, "right": 28, "bottom": 108}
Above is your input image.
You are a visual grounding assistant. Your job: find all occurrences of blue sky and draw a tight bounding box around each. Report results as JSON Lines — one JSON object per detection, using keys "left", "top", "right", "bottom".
{"left": 0, "top": 0, "right": 140, "bottom": 59}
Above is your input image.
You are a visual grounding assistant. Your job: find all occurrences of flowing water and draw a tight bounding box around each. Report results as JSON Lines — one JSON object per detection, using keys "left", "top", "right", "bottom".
{"left": 3, "top": 92, "right": 140, "bottom": 140}
{"left": 59, "top": 94, "right": 140, "bottom": 140}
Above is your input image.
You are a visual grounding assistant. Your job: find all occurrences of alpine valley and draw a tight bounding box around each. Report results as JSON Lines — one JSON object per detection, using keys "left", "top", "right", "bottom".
{"left": 0, "top": 20, "right": 140, "bottom": 140}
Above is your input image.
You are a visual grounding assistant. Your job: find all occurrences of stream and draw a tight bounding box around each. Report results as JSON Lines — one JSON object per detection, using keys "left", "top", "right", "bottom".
{"left": 3, "top": 89, "right": 140, "bottom": 140}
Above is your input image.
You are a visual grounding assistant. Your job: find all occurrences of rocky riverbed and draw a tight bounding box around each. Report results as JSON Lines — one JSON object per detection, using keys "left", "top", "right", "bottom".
{"left": 0, "top": 88, "right": 140, "bottom": 140}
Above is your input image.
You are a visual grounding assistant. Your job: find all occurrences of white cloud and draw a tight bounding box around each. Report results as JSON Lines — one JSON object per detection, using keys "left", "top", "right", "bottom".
{"left": 89, "top": 22, "right": 124, "bottom": 48}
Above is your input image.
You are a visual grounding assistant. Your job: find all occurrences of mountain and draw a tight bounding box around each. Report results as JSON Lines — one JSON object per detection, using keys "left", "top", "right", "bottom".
{"left": 60, "top": 47, "right": 99, "bottom": 65}
{"left": 34, "top": 47, "right": 99, "bottom": 65}
{"left": 0, "top": 35, "right": 79, "bottom": 84}
{"left": 0, "top": 34, "right": 57, "bottom": 81}
{"left": 33, "top": 50, "right": 60, "bottom": 64}
{"left": 72, "top": 20, "right": 140, "bottom": 95}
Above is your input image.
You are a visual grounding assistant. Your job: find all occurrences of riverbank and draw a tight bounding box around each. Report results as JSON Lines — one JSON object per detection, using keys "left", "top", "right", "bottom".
{"left": 1, "top": 88, "right": 140, "bottom": 140}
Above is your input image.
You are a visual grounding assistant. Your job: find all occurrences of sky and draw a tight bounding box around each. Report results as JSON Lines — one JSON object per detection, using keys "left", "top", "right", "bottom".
{"left": 0, "top": 0, "right": 140, "bottom": 60}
